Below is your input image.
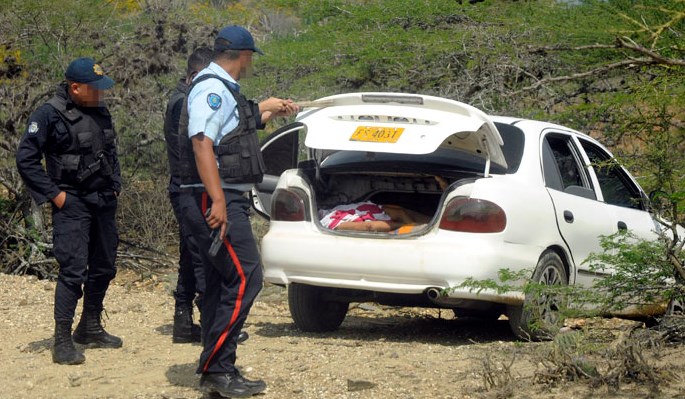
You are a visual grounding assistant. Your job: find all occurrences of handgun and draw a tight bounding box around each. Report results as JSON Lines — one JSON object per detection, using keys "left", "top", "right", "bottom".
{"left": 206, "top": 209, "right": 231, "bottom": 257}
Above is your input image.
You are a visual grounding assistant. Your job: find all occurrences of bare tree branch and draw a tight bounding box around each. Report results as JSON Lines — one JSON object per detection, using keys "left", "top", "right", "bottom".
{"left": 0, "top": 174, "right": 21, "bottom": 199}
{"left": 517, "top": 32, "right": 685, "bottom": 94}
{"left": 617, "top": 36, "right": 685, "bottom": 66}
{"left": 529, "top": 43, "right": 621, "bottom": 53}
{"left": 515, "top": 58, "right": 655, "bottom": 93}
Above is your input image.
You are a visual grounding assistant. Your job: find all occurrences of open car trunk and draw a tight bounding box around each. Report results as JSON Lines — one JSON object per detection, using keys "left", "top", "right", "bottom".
{"left": 253, "top": 93, "right": 512, "bottom": 229}
{"left": 302, "top": 163, "right": 479, "bottom": 235}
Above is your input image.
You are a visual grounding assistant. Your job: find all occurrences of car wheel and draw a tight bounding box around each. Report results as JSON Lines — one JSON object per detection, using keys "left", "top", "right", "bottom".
{"left": 288, "top": 283, "right": 349, "bottom": 332}
{"left": 507, "top": 250, "right": 568, "bottom": 341}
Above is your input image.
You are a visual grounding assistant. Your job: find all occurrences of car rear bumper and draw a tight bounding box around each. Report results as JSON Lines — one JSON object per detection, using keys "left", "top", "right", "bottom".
{"left": 261, "top": 222, "right": 539, "bottom": 305}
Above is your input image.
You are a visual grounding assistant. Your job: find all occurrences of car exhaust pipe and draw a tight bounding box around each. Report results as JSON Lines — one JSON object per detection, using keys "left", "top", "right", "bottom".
{"left": 426, "top": 287, "right": 458, "bottom": 307}
{"left": 426, "top": 287, "right": 442, "bottom": 301}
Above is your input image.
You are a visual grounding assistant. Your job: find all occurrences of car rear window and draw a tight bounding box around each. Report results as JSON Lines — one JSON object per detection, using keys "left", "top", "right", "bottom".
{"left": 495, "top": 123, "right": 524, "bottom": 173}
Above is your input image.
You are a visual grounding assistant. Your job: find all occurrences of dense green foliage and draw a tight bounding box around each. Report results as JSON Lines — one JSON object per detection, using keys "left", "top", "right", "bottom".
{"left": 585, "top": 231, "right": 685, "bottom": 311}
{"left": 0, "top": 0, "right": 682, "bottom": 275}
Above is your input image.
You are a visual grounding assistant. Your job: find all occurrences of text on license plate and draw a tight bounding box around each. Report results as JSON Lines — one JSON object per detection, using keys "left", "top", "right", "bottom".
{"left": 350, "top": 126, "right": 404, "bottom": 143}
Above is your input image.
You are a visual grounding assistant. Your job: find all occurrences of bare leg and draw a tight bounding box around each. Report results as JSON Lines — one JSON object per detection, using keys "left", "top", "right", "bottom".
{"left": 382, "top": 205, "right": 430, "bottom": 224}
{"left": 334, "top": 220, "right": 401, "bottom": 232}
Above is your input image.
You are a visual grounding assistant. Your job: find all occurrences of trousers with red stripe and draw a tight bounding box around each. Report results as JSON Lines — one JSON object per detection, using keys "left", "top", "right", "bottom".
{"left": 180, "top": 189, "right": 263, "bottom": 375}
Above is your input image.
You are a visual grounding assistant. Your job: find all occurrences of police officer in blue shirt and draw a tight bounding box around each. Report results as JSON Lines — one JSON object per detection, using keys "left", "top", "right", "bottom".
{"left": 16, "top": 57, "right": 123, "bottom": 365}
{"left": 177, "top": 25, "right": 298, "bottom": 397}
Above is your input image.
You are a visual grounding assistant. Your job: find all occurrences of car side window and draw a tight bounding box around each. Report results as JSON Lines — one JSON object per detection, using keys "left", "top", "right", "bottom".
{"left": 541, "top": 139, "right": 564, "bottom": 191}
{"left": 542, "top": 134, "right": 595, "bottom": 199}
{"left": 579, "top": 139, "right": 645, "bottom": 210}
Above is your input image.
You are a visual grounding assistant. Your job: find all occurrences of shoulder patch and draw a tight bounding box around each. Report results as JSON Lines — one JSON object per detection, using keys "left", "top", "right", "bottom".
{"left": 28, "top": 121, "right": 39, "bottom": 135}
{"left": 207, "top": 93, "right": 222, "bottom": 110}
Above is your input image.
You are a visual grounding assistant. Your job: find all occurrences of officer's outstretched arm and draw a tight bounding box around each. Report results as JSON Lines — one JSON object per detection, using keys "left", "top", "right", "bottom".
{"left": 258, "top": 97, "right": 299, "bottom": 123}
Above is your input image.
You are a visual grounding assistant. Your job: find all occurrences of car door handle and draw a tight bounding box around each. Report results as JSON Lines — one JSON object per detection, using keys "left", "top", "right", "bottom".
{"left": 563, "top": 210, "right": 574, "bottom": 223}
{"left": 617, "top": 221, "right": 627, "bottom": 231}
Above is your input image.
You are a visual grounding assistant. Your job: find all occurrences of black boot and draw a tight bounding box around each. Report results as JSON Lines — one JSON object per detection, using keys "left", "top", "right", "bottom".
{"left": 73, "top": 309, "right": 123, "bottom": 348}
{"left": 173, "top": 304, "right": 201, "bottom": 343}
{"left": 52, "top": 321, "right": 85, "bottom": 365}
{"left": 199, "top": 372, "right": 267, "bottom": 397}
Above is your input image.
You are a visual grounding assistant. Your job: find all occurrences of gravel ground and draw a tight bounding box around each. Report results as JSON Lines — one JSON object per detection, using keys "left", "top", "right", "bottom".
{"left": 2, "top": 270, "right": 685, "bottom": 399}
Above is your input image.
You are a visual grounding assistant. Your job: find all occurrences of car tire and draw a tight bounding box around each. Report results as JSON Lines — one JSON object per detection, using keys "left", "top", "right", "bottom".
{"left": 507, "top": 250, "right": 568, "bottom": 341}
{"left": 288, "top": 283, "right": 349, "bottom": 332}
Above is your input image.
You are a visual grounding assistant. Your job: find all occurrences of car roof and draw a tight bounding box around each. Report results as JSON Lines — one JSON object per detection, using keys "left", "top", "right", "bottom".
{"left": 491, "top": 116, "right": 589, "bottom": 139}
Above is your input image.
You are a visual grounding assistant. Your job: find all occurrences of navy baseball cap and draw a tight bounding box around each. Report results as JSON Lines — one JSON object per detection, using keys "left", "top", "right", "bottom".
{"left": 214, "top": 25, "right": 264, "bottom": 55}
{"left": 65, "top": 57, "right": 115, "bottom": 90}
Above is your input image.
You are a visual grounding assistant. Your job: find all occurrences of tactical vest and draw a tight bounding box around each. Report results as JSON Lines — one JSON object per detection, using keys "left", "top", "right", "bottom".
{"left": 45, "top": 96, "right": 115, "bottom": 187}
{"left": 178, "top": 74, "right": 265, "bottom": 185}
{"left": 163, "top": 82, "right": 187, "bottom": 179}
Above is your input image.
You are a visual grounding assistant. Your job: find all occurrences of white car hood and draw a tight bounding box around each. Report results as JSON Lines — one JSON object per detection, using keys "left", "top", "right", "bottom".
{"left": 296, "top": 92, "right": 507, "bottom": 169}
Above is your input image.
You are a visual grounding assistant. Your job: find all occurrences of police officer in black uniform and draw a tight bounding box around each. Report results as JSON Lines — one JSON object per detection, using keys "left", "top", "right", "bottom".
{"left": 178, "top": 26, "right": 298, "bottom": 397}
{"left": 16, "top": 57, "right": 123, "bottom": 365}
{"left": 164, "top": 47, "right": 212, "bottom": 343}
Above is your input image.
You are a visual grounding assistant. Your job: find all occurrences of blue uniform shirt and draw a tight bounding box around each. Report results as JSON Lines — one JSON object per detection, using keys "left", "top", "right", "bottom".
{"left": 187, "top": 62, "right": 240, "bottom": 143}
{"left": 186, "top": 62, "right": 251, "bottom": 192}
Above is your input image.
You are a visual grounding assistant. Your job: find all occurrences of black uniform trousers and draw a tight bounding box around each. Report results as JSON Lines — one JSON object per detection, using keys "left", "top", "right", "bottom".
{"left": 180, "top": 189, "right": 263, "bottom": 375}
{"left": 52, "top": 191, "right": 118, "bottom": 323}
{"left": 169, "top": 191, "right": 205, "bottom": 308}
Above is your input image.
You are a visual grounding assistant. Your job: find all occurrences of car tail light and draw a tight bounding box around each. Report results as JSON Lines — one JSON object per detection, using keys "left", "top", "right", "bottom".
{"left": 439, "top": 197, "right": 506, "bottom": 233}
{"left": 271, "top": 188, "right": 310, "bottom": 222}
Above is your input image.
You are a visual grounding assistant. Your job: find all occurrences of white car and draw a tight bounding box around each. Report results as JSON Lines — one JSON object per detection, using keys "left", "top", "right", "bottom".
{"left": 252, "top": 92, "right": 662, "bottom": 339}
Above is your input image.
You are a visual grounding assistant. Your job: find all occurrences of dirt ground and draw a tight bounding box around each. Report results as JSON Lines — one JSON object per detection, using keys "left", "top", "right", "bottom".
{"left": 2, "top": 270, "right": 685, "bottom": 399}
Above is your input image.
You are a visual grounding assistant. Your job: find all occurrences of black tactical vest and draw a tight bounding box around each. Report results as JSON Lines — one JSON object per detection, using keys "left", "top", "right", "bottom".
{"left": 178, "top": 74, "right": 265, "bottom": 185}
{"left": 45, "top": 95, "right": 115, "bottom": 187}
{"left": 164, "top": 80, "right": 188, "bottom": 180}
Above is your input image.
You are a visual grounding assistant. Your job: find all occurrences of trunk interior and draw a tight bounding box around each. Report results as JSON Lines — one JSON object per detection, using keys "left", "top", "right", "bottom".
{"left": 300, "top": 165, "right": 479, "bottom": 234}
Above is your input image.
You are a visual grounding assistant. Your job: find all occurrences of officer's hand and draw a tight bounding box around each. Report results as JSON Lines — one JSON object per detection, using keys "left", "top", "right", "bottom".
{"left": 259, "top": 97, "right": 286, "bottom": 114}
{"left": 205, "top": 201, "right": 227, "bottom": 234}
{"left": 52, "top": 191, "right": 67, "bottom": 209}
{"left": 259, "top": 97, "right": 299, "bottom": 115}
{"left": 279, "top": 99, "right": 299, "bottom": 116}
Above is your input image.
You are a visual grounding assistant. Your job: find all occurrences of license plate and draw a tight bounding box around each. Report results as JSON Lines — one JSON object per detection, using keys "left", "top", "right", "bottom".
{"left": 350, "top": 126, "right": 404, "bottom": 143}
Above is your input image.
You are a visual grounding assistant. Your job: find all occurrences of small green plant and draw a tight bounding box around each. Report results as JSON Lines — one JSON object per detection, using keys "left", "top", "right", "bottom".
{"left": 455, "top": 227, "right": 685, "bottom": 339}
{"left": 584, "top": 230, "right": 685, "bottom": 315}
{"left": 455, "top": 267, "right": 599, "bottom": 340}
{"left": 455, "top": 268, "right": 530, "bottom": 297}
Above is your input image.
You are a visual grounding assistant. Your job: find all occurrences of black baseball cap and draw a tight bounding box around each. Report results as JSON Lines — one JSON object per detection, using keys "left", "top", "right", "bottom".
{"left": 214, "top": 25, "right": 264, "bottom": 55}
{"left": 65, "top": 57, "right": 115, "bottom": 90}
